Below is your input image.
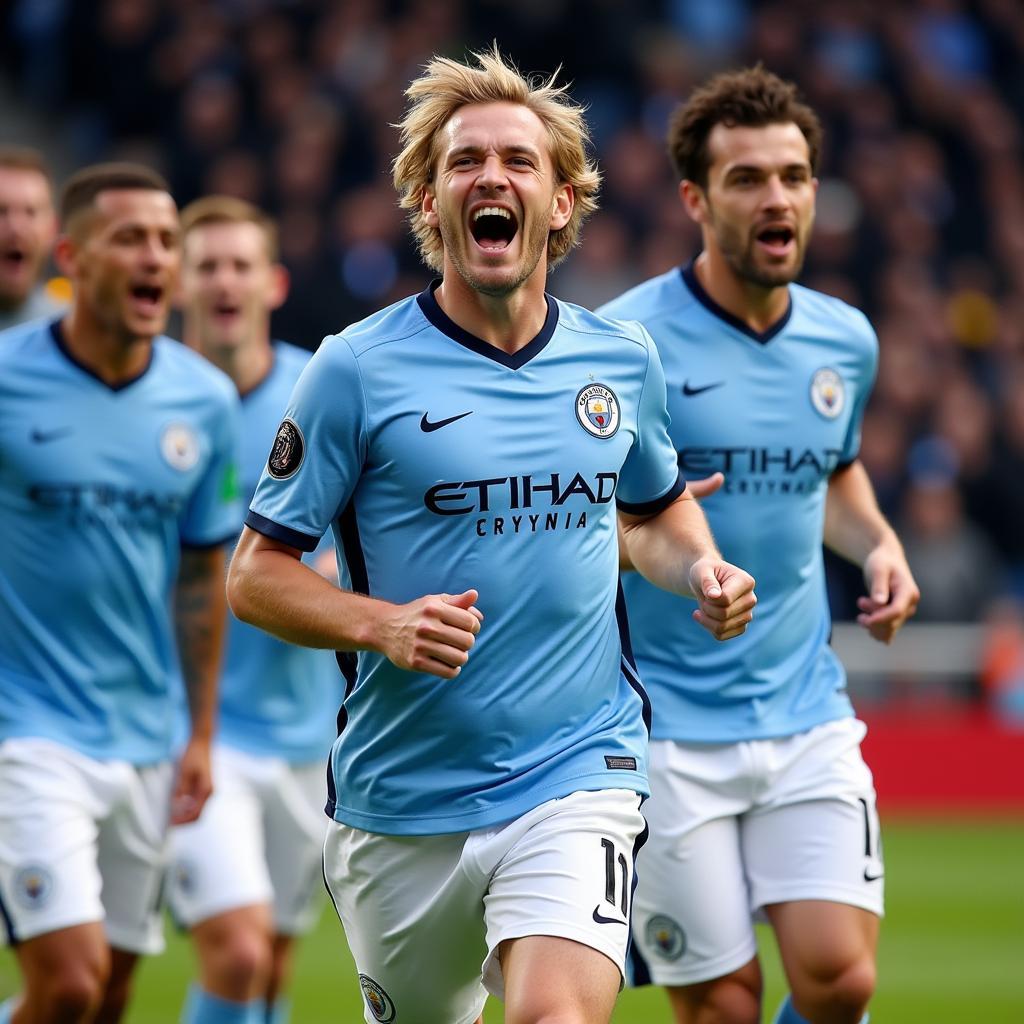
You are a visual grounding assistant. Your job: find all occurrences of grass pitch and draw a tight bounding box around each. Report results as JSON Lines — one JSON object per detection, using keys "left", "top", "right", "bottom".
{"left": 3, "top": 818, "right": 1022, "bottom": 1022}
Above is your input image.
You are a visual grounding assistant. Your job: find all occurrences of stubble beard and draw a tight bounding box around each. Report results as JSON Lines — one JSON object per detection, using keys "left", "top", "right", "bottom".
{"left": 712, "top": 211, "right": 808, "bottom": 289}
{"left": 439, "top": 204, "right": 550, "bottom": 298}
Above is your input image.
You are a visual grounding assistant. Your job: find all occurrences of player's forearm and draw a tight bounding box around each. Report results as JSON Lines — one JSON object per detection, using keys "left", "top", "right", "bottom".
{"left": 619, "top": 491, "right": 720, "bottom": 597}
{"left": 174, "top": 545, "right": 227, "bottom": 741}
{"left": 227, "top": 538, "right": 390, "bottom": 653}
{"left": 824, "top": 461, "right": 902, "bottom": 567}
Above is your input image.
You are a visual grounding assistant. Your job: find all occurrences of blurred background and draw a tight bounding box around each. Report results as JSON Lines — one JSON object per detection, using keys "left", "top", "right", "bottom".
{"left": 1, "top": 0, "right": 1022, "bottom": 1020}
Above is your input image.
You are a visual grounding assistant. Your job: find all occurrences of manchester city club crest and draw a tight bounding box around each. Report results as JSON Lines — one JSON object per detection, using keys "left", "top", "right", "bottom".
{"left": 645, "top": 913, "right": 687, "bottom": 960}
{"left": 268, "top": 418, "right": 305, "bottom": 479}
{"left": 809, "top": 367, "right": 845, "bottom": 420}
{"left": 358, "top": 975, "right": 396, "bottom": 1023}
{"left": 575, "top": 383, "right": 620, "bottom": 438}
{"left": 160, "top": 423, "right": 200, "bottom": 471}
{"left": 14, "top": 865, "right": 54, "bottom": 910}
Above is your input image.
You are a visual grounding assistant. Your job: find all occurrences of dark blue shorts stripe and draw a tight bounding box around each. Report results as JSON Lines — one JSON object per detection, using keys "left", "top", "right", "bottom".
{"left": 0, "top": 883, "right": 19, "bottom": 945}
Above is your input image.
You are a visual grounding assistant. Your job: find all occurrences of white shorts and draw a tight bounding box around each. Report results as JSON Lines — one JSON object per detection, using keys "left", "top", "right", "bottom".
{"left": 632, "top": 719, "right": 884, "bottom": 987}
{"left": 0, "top": 737, "right": 172, "bottom": 954}
{"left": 167, "top": 745, "right": 328, "bottom": 935}
{"left": 324, "top": 788, "right": 645, "bottom": 1024}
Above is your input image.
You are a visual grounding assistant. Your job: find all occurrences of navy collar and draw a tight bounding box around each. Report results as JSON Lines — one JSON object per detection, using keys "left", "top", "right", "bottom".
{"left": 416, "top": 279, "right": 558, "bottom": 370}
{"left": 49, "top": 319, "right": 155, "bottom": 391}
{"left": 680, "top": 260, "right": 792, "bottom": 345}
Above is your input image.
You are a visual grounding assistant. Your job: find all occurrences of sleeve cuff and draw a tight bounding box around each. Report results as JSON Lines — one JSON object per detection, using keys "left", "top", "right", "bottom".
{"left": 244, "top": 510, "right": 320, "bottom": 552}
{"left": 832, "top": 457, "right": 857, "bottom": 474}
{"left": 616, "top": 469, "right": 687, "bottom": 517}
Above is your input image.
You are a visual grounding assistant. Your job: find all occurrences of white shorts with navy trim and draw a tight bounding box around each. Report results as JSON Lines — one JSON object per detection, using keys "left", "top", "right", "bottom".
{"left": 631, "top": 719, "right": 883, "bottom": 987}
{"left": 167, "top": 744, "right": 328, "bottom": 934}
{"left": 324, "top": 788, "right": 646, "bottom": 1024}
{"left": 0, "top": 737, "right": 172, "bottom": 954}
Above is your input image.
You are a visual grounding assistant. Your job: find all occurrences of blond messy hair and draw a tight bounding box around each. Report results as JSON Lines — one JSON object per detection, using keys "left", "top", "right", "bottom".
{"left": 180, "top": 195, "right": 279, "bottom": 263}
{"left": 393, "top": 46, "right": 600, "bottom": 272}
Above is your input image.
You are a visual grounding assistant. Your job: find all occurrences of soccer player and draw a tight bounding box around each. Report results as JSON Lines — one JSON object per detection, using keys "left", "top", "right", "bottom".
{"left": 599, "top": 67, "right": 920, "bottom": 1024}
{"left": 0, "top": 164, "right": 241, "bottom": 1024}
{"left": 0, "top": 146, "right": 62, "bottom": 331}
{"left": 227, "top": 48, "right": 756, "bottom": 1024}
{"left": 171, "top": 195, "right": 343, "bottom": 1024}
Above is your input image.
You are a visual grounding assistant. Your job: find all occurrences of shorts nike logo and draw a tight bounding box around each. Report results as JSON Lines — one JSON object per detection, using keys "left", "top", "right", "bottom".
{"left": 863, "top": 868, "right": 884, "bottom": 881}
{"left": 592, "top": 905, "right": 628, "bottom": 926}
{"left": 681, "top": 381, "right": 724, "bottom": 397}
{"left": 420, "top": 411, "right": 473, "bottom": 432}
{"left": 30, "top": 427, "right": 73, "bottom": 443}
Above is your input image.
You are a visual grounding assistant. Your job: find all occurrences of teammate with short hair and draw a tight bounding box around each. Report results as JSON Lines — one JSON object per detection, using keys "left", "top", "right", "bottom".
{"left": 228, "top": 48, "right": 756, "bottom": 1024}
{"left": 170, "top": 195, "right": 342, "bottom": 1024}
{"left": 0, "top": 163, "right": 241, "bottom": 1024}
{"left": 0, "top": 145, "right": 62, "bottom": 330}
{"left": 599, "top": 67, "right": 920, "bottom": 1024}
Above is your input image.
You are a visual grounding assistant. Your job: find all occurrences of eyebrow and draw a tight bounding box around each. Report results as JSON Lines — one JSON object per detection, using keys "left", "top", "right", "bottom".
{"left": 446, "top": 142, "right": 543, "bottom": 161}
{"left": 724, "top": 162, "right": 810, "bottom": 176}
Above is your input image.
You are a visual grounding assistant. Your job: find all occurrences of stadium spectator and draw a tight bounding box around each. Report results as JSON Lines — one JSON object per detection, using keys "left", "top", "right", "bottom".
{"left": 227, "top": 47, "right": 755, "bottom": 1024}
{"left": 600, "top": 68, "right": 919, "bottom": 1024}
{"left": 0, "top": 163, "right": 240, "bottom": 1024}
{"left": 170, "top": 196, "right": 343, "bottom": 1024}
{"left": 0, "top": 146, "right": 61, "bottom": 330}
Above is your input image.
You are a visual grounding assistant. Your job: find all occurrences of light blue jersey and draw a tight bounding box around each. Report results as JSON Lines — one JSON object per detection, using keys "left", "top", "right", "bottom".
{"left": 247, "top": 284, "right": 684, "bottom": 835}
{"left": 218, "top": 341, "right": 343, "bottom": 764}
{"left": 599, "top": 263, "right": 877, "bottom": 742}
{"left": 0, "top": 320, "right": 241, "bottom": 763}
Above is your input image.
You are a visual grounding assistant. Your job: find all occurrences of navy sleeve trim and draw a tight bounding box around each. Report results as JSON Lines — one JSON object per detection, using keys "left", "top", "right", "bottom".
{"left": 832, "top": 457, "right": 858, "bottom": 475}
{"left": 244, "top": 510, "right": 319, "bottom": 552}
{"left": 179, "top": 531, "right": 236, "bottom": 551}
{"left": 616, "top": 470, "right": 687, "bottom": 517}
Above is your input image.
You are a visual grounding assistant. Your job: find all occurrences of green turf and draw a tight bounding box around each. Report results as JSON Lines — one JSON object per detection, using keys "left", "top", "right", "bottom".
{"left": 3, "top": 819, "right": 1022, "bottom": 1022}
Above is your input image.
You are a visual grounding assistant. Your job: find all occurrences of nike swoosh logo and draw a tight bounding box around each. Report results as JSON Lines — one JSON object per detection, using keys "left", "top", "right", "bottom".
{"left": 681, "top": 381, "right": 724, "bottom": 397}
{"left": 592, "top": 905, "right": 628, "bottom": 926}
{"left": 863, "top": 868, "right": 884, "bottom": 882}
{"left": 30, "top": 427, "right": 73, "bottom": 443}
{"left": 420, "top": 411, "right": 473, "bottom": 432}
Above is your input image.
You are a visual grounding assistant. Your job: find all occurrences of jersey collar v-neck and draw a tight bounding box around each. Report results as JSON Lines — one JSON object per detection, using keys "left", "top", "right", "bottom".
{"left": 416, "top": 279, "right": 559, "bottom": 370}
{"left": 680, "top": 261, "right": 792, "bottom": 346}
{"left": 49, "top": 319, "right": 155, "bottom": 392}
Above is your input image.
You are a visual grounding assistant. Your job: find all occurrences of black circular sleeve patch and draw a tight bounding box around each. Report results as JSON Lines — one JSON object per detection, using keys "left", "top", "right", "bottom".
{"left": 267, "top": 418, "right": 305, "bottom": 479}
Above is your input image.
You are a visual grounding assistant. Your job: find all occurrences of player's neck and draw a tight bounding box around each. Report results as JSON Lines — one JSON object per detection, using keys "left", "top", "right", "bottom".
{"left": 434, "top": 269, "right": 549, "bottom": 353}
{"left": 694, "top": 250, "right": 790, "bottom": 335}
{"left": 60, "top": 305, "right": 153, "bottom": 385}
{"left": 193, "top": 329, "right": 274, "bottom": 397}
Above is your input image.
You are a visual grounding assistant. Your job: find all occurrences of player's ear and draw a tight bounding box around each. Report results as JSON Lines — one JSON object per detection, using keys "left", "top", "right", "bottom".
{"left": 267, "top": 263, "right": 290, "bottom": 310}
{"left": 421, "top": 188, "right": 439, "bottom": 228}
{"left": 679, "top": 179, "right": 707, "bottom": 226}
{"left": 53, "top": 234, "right": 77, "bottom": 278}
{"left": 550, "top": 183, "right": 573, "bottom": 231}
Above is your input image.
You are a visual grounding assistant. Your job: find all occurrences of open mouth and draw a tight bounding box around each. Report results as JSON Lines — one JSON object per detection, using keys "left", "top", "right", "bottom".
{"left": 755, "top": 225, "right": 795, "bottom": 255}
{"left": 1, "top": 248, "right": 27, "bottom": 272}
{"left": 130, "top": 283, "right": 164, "bottom": 314}
{"left": 213, "top": 301, "right": 241, "bottom": 322}
{"left": 470, "top": 206, "right": 518, "bottom": 252}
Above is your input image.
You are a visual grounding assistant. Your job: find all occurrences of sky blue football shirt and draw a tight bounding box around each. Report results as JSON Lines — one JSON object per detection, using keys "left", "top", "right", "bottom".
{"left": 599, "top": 263, "right": 877, "bottom": 742}
{"left": 0, "top": 320, "right": 242, "bottom": 763}
{"left": 246, "top": 284, "right": 685, "bottom": 835}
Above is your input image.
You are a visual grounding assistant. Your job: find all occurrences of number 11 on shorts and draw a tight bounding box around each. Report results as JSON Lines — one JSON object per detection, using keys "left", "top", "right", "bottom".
{"left": 592, "top": 837, "right": 630, "bottom": 925}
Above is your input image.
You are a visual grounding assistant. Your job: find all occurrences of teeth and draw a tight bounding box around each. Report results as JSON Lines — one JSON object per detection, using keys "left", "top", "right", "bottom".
{"left": 473, "top": 207, "right": 511, "bottom": 222}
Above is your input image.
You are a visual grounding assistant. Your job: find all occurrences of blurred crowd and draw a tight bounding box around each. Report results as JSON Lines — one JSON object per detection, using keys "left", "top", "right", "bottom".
{"left": 3, "top": 0, "right": 1024, "bottom": 649}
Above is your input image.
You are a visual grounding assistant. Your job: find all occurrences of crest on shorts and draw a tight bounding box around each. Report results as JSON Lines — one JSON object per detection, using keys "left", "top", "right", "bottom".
{"left": 268, "top": 418, "right": 304, "bottom": 479}
{"left": 575, "top": 383, "right": 620, "bottom": 439}
{"left": 809, "top": 367, "right": 845, "bottom": 420}
{"left": 358, "top": 975, "right": 396, "bottom": 1023}
{"left": 645, "top": 913, "right": 686, "bottom": 960}
{"left": 14, "top": 865, "right": 54, "bottom": 910}
{"left": 173, "top": 858, "right": 196, "bottom": 895}
{"left": 160, "top": 423, "right": 200, "bottom": 472}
